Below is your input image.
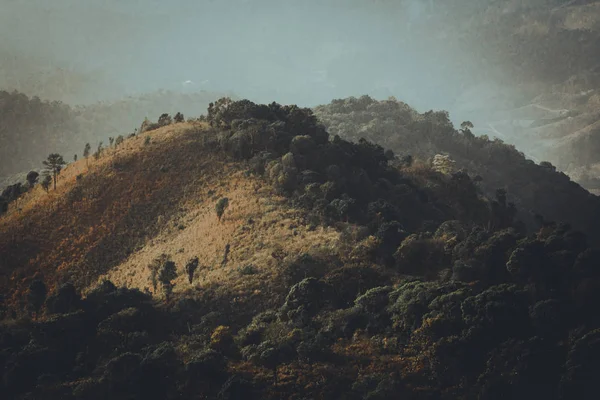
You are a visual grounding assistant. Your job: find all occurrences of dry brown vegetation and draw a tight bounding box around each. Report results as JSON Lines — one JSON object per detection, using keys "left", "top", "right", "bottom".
{"left": 0, "top": 122, "right": 339, "bottom": 306}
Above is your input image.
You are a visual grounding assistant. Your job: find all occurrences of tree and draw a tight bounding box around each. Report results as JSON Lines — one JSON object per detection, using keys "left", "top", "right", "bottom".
{"left": 460, "top": 121, "right": 475, "bottom": 142}
{"left": 42, "top": 153, "right": 66, "bottom": 191}
{"left": 540, "top": 161, "right": 557, "bottom": 172}
{"left": 41, "top": 175, "right": 52, "bottom": 192}
{"left": 26, "top": 171, "right": 39, "bottom": 188}
{"left": 460, "top": 121, "right": 474, "bottom": 132}
{"left": 158, "top": 113, "right": 172, "bottom": 126}
{"left": 73, "top": 154, "right": 77, "bottom": 162}
{"left": 174, "top": 112, "right": 185, "bottom": 123}
{"left": 94, "top": 142, "right": 103, "bottom": 160}
{"left": 148, "top": 254, "right": 169, "bottom": 292}
{"left": 207, "top": 97, "right": 234, "bottom": 127}
{"left": 27, "top": 279, "right": 47, "bottom": 317}
{"left": 158, "top": 260, "right": 178, "bottom": 299}
{"left": 115, "top": 135, "right": 124, "bottom": 147}
{"left": 109, "top": 137, "right": 114, "bottom": 147}
{"left": 216, "top": 197, "right": 230, "bottom": 221}
{"left": 83, "top": 143, "right": 91, "bottom": 166}
{"left": 185, "top": 256, "right": 199, "bottom": 284}
{"left": 147, "top": 254, "right": 178, "bottom": 298}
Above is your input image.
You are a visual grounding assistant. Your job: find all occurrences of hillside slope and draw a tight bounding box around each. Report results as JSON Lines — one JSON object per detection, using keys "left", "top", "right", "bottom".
{"left": 0, "top": 121, "right": 339, "bottom": 306}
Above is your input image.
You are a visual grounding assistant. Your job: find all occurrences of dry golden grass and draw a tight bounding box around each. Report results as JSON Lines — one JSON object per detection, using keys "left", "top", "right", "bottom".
{"left": 0, "top": 121, "right": 341, "bottom": 306}
{"left": 99, "top": 167, "right": 340, "bottom": 299}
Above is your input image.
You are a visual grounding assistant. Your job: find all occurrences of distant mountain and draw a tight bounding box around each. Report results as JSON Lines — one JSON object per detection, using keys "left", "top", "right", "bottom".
{"left": 428, "top": 0, "right": 600, "bottom": 192}
{"left": 314, "top": 95, "right": 600, "bottom": 240}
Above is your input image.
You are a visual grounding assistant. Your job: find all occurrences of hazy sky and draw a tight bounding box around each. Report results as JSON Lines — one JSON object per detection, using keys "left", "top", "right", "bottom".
{"left": 0, "top": 0, "right": 506, "bottom": 117}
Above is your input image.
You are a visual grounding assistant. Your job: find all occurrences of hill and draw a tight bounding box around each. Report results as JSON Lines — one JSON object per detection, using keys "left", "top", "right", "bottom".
{"left": 314, "top": 95, "right": 600, "bottom": 241}
{"left": 1, "top": 99, "right": 600, "bottom": 399}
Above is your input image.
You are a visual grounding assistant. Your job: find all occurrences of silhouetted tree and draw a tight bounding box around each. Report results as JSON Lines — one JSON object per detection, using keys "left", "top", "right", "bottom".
{"left": 94, "top": 142, "right": 103, "bottom": 160}
{"left": 158, "top": 260, "right": 178, "bottom": 299}
{"left": 42, "top": 153, "right": 66, "bottom": 190}
{"left": 83, "top": 143, "right": 91, "bottom": 166}
{"left": 216, "top": 197, "right": 229, "bottom": 221}
{"left": 26, "top": 171, "right": 39, "bottom": 188}
{"left": 148, "top": 254, "right": 169, "bottom": 292}
{"left": 158, "top": 113, "right": 172, "bottom": 126}
{"left": 41, "top": 175, "right": 52, "bottom": 192}
{"left": 174, "top": 112, "right": 185, "bottom": 123}
{"left": 460, "top": 121, "right": 475, "bottom": 139}
{"left": 185, "top": 256, "right": 199, "bottom": 284}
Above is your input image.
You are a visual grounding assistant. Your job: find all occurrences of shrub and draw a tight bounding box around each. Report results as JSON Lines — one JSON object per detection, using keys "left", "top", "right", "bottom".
{"left": 215, "top": 197, "right": 229, "bottom": 221}
{"left": 27, "top": 279, "right": 47, "bottom": 316}
{"left": 238, "top": 264, "right": 258, "bottom": 276}
{"left": 41, "top": 175, "right": 52, "bottom": 192}
{"left": 158, "top": 260, "right": 178, "bottom": 299}
{"left": 210, "top": 325, "right": 234, "bottom": 353}
{"left": 158, "top": 113, "right": 172, "bottom": 126}
{"left": 148, "top": 254, "right": 172, "bottom": 293}
{"left": 185, "top": 256, "right": 199, "bottom": 284}
{"left": 26, "top": 171, "right": 39, "bottom": 187}
{"left": 45, "top": 283, "right": 81, "bottom": 314}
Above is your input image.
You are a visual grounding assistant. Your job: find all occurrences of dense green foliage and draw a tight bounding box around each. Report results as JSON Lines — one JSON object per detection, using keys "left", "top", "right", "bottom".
{"left": 2, "top": 98, "right": 600, "bottom": 399}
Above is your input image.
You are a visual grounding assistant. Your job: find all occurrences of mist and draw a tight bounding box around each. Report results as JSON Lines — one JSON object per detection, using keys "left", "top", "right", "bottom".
{"left": 0, "top": 0, "right": 513, "bottom": 116}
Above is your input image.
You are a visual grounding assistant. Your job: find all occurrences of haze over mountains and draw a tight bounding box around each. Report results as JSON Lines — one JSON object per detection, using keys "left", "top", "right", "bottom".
{"left": 4, "top": 0, "right": 600, "bottom": 192}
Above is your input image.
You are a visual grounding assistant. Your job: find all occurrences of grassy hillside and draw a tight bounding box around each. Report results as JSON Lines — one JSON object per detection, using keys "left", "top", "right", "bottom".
{"left": 0, "top": 120, "right": 339, "bottom": 305}
{"left": 1, "top": 99, "right": 600, "bottom": 399}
